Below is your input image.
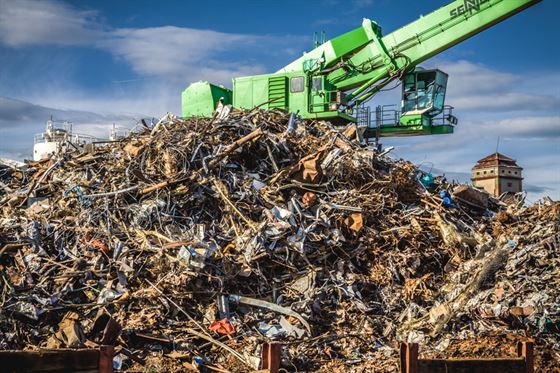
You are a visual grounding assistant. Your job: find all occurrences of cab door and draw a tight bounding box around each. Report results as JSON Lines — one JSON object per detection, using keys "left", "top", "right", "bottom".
{"left": 288, "top": 75, "right": 307, "bottom": 115}
{"left": 309, "top": 76, "right": 327, "bottom": 114}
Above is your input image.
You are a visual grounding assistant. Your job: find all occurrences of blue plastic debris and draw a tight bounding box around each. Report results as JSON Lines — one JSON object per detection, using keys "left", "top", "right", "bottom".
{"left": 419, "top": 173, "right": 434, "bottom": 188}
{"left": 287, "top": 110, "right": 300, "bottom": 134}
{"left": 63, "top": 185, "right": 92, "bottom": 206}
{"left": 440, "top": 190, "right": 457, "bottom": 208}
{"left": 192, "top": 356, "right": 205, "bottom": 369}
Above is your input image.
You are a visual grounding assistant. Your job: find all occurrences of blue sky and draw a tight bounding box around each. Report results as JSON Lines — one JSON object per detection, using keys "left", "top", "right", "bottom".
{"left": 0, "top": 0, "right": 558, "bottom": 202}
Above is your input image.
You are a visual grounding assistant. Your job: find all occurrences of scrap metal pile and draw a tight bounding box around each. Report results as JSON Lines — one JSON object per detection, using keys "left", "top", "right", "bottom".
{"left": 0, "top": 108, "right": 558, "bottom": 372}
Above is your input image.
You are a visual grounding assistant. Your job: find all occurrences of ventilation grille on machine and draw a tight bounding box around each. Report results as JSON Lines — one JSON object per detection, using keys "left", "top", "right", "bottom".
{"left": 268, "top": 76, "right": 288, "bottom": 109}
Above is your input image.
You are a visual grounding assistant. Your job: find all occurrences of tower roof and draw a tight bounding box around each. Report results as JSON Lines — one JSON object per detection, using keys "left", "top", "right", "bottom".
{"left": 473, "top": 152, "right": 521, "bottom": 169}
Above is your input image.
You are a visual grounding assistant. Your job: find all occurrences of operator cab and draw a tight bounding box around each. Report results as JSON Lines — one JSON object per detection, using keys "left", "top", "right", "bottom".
{"left": 363, "top": 68, "right": 457, "bottom": 138}
{"left": 402, "top": 68, "right": 448, "bottom": 117}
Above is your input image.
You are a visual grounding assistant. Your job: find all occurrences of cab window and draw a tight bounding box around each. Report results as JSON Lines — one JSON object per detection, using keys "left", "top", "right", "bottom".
{"left": 290, "top": 76, "right": 304, "bottom": 93}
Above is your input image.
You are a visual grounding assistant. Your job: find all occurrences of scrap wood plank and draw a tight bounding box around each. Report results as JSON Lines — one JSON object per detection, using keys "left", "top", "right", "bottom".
{"left": 400, "top": 342, "right": 533, "bottom": 373}
{"left": 0, "top": 345, "right": 113, "bottom": 373}
{"left": 249, "top": 343, "right": 281, "bottom": 373}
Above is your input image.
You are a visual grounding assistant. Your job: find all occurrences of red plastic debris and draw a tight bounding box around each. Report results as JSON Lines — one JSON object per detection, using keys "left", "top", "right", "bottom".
{"left": 209, "top": 319, "right": 236, "bottom": 336}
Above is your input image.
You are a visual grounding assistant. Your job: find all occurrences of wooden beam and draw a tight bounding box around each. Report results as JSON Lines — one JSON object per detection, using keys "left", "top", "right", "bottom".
{"left": 518, "top": 341, "right": 534, "bottom": 373}
{"left": 0, "top": 346, "right": 113, "bottom": 373}
{"left": 400, "top": 341, "right": 534, "bottom": 373}
{"left": 261, "top": 343, "right": 281, "bottom": 373}
{"left": 98, "top": 345, "right": 114, "bottom": 373}
{"left": 417, "top": 358, "right": 525, "bottom": 373}
{"left": 400, "top": 343, "right": 418, "bottom": 373}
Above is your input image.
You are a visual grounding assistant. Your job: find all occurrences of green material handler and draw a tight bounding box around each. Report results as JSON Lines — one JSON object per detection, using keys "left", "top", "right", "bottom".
{"left": 182, "top": 0, "right": 540, "bottom": 138}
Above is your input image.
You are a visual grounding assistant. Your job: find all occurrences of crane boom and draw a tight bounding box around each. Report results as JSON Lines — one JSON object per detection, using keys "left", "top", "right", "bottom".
{"left": 181, "top": 0, "right": 541, "bottom": 137}
{"left": 329, "top": 0, "right": 541, "bottom": 99}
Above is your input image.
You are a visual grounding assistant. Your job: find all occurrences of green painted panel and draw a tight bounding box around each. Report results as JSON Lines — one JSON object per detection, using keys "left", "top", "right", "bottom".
{"left": 364, "top": 124, "right": 454, "bottom": 138}
{"left": 330, "top": 27, "right": 369, "bottom": 57}
{"left": 182, "top": 81, "right": 231, "bottom": 117}
{"left": 252, "top": 77, "right": 269, "bottom": 109}
{"left": 233, "top": 78, "right": 253, "bottom": 109}
{"left": 277, "top": 23, "right": 372, "bottom": 74}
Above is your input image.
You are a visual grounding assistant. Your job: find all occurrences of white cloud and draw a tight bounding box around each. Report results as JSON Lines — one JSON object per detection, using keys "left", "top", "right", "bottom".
{"left": 353, "top": 0, "right": 374, "bottom": 8}
{"left": 476, "top": 116, "right": 560, "bottom": 139}
{"left": 422, "top": 60, "right": 560, "bottom": 112}
{"left": 0, "top": 0, "right": 103, "bottom": 46}
{"left": 451, "top": 92, "right": 559, "bottom": 111}
{"left": 28, "top": 81, "right": 181, "bottom": 117}
{"left": 0, "top": 0, "right": 302, "bottom": 84}
{"left": 441, "top": 60, "right": 518, "bottom": 94}
{"left": 396, "top": 116, "right": 559, "bottom": 157}
{"left": 102, "top": 27, "right": 276, "bottom": 83}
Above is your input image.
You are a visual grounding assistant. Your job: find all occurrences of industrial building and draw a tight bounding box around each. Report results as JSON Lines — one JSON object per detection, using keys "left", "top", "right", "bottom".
{"left": 471, "top": 152, "right": 523, "bottom": 197}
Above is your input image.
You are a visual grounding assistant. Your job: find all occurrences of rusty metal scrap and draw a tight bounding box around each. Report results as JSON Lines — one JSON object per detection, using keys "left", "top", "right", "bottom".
{"left": 0, "top": 108, "right": 558, "bottom": 372}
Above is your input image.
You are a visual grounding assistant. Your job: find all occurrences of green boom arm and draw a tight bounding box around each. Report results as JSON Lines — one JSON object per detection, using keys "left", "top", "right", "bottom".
{"left": 328, "top": 0, "right": 541, "bottom": 105}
